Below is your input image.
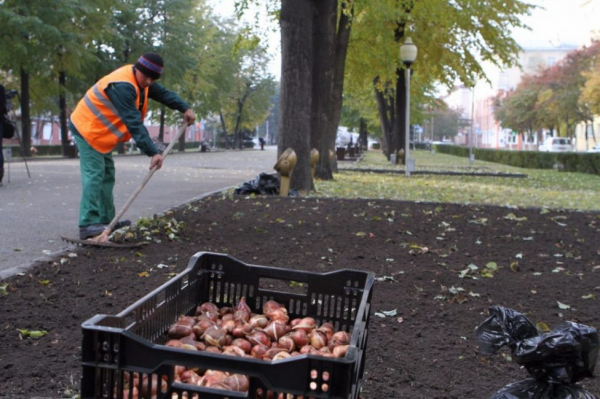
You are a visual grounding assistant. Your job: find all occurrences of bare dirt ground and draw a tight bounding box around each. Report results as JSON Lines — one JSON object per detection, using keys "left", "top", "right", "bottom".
{"left": 1, "top": 195, "right": 599, "bottom": 398}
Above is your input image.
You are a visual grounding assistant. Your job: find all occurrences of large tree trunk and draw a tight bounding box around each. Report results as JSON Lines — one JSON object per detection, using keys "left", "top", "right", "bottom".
{"left": 20, "top": 67, "right": 31, "bottom": 157}
{"left": 219, "top": 111, "right": 230, "bottom": 149}
{"left": 373, "top": 77, "right": 393, "bottom": 157}
{"left": 359, "top": 118, "right": 368, "bottom": 150}
{"left": 315, "top": 0, "right": 354, "bottom": 180}
{"left": 279, "top": 0, "right": 314, "bottom": 192}
{"left": 310, "top": 0, "right": 336, "bottom": 184}
{"left": 59, "top": 71, "right": 69, "bottom": 156}
{"left": 390, "top": 67, "right": 407, "bottom": 163}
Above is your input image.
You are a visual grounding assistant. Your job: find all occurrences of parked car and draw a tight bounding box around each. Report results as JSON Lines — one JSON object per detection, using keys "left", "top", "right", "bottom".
{"left": 538, "top": 137, "right": 573, "bottom": 152}
{"left": 587, "top": 143, "right": 600, "bottom": 153}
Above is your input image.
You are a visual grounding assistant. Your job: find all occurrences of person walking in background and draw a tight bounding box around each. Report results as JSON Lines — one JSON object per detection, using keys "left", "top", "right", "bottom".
{"left": 259, "top": 137, "right": 265, "bottom": 150}
{"left": 70, "top": 52, "right": 195, "bottom": 239}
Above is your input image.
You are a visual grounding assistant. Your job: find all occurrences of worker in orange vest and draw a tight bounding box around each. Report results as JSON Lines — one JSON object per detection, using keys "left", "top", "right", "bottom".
{"left": 70, "top": 52, "right": 195, "bottom": 239}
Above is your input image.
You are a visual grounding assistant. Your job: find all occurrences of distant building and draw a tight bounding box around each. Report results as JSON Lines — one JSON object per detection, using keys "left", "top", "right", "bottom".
{"left": 444, "top": 45, "right": 577, "bottom": 151}
{"left": 444, "top": 0, "right": 600, "bottom": 152}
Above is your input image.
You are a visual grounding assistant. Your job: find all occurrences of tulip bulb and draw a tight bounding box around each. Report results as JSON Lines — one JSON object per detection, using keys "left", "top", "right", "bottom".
{"left": 222, "top": 345, "right": 245, "bottom": 357}
{"left": 168, "top": 324, "right": 193, "bottom": 339}
{"left": 193, "top": 318, "right": 216, "bottom": 338}
{"left": 202, "top": 326, "right": 227, "bottom": 348}
{"left": 289, "top": 329, "right": 309, "bottom": 347}
{"left": 231, "top": 338, "right": 252, "bottom": 353}
{"left": 249, "top": 314, "right": 269, "bottom": 329}
{"left": 263, "top": 320, "right": 287, "bottom": 341}
{"left": 234, "top": 297, "right": 252, "bottom": 322}
{"left": 292, "top": 317, "right": 316, "bottom": 333}
{"left": 225, "top": 374, "right": 250, "bottom": 392}
{"left": 309, "top": 330, "right": 327, "bottom": 350}
{"left": 246, "top": 331, "right": 270, "bottom": 348}
{"left": 317, "top": 322, "right": 335, "bottom": 341}
{"left": 251, "top": 344, "right": 268, "bottom": 358}
{"left": 196, "top": 302, "right": 219, "bottom": 315}
{"left": 330, "top": 331, "right": 350, "bottom": 347}
{"left": 262, "top": 300, "right": 283, "bottom": 315}
{"left": 272, "top": 351, "right": 292, "bottom": 362}
{"left": 278, "top": 335, "right": 295, "bottom": 352}
{"left": 333, "top": 344, "right": 349, "bottom": 358}
{"left": 266, "top": 308, "right": 289, "bottom": 323}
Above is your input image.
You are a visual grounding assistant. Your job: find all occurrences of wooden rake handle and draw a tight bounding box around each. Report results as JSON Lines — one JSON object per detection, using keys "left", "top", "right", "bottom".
{"left": 106, "top": 124, "right": 188, "bottom": 232}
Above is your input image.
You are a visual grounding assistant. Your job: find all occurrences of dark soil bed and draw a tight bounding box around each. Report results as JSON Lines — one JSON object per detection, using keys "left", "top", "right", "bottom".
{"left": 1, "top": 195, "right": 599, "bottom": 398}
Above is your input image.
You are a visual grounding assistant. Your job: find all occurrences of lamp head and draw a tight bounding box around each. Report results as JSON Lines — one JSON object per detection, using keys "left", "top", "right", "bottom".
{"left": 400, "top": 37, "right": 418, "bottom": 67}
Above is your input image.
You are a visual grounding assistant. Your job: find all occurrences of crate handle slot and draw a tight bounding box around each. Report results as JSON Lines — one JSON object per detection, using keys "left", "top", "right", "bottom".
{"left": 258, "top": 277, "right": 308, "bottom": 297}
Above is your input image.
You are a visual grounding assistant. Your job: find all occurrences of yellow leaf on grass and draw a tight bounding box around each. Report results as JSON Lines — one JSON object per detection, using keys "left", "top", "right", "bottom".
{"left": 138, "top": 271, "right": 149, "bottom": 278}
{"left": 536, "top": 322, "right": 551, "bottom": 332}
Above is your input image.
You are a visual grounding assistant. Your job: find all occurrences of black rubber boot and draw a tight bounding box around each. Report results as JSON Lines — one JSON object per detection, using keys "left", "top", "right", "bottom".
{"left": 79, "top": 224, "right": 108, "bottom": 239}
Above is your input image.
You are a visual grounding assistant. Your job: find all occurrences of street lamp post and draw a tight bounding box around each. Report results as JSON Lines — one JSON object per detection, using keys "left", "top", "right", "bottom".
{"left": 400, "top": 37, "right": 417, "bottom": 177}
{"left": 469, "top": 86, "right": 475, "bottom": 165}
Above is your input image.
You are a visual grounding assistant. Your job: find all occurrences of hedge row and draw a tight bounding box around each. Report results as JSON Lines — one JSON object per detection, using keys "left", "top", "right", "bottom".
{"left": 5, "top": 140, "right": 256, "bottom": 158}
{"left": 433, "top": 144, "right": 600, "bottom": 175}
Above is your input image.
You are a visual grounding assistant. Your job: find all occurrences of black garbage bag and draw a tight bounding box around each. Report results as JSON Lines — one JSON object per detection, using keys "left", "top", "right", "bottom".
{"left": 476, "top": 306, "right": 599, "bottom": 399}
{"left": 234, "top": 173, "right": 280, "bottom": 195}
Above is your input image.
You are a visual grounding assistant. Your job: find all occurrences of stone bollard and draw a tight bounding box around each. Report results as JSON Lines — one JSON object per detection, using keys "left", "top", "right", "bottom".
{"left": 274, "top": 148, "right": 297, "bottom": 197}
{"left": 397, "top": 149, "right": 405, "bottom": 165}
{"left": 310, "top": 148, "right": 320, "bottom": 179}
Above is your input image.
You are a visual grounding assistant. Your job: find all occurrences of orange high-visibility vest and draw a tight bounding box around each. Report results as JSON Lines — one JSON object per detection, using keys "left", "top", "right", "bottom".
{"left": 70, "top": 65, "right": 148, "bottom": 154}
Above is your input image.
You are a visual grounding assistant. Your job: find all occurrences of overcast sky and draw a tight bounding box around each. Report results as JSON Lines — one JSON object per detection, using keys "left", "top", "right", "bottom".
{"left": 513, "top": 0, "right": 599, "bottom": 49}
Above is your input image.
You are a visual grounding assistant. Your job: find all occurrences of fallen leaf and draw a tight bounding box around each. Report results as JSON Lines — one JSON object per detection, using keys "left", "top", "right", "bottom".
{"left": 374, "top": 309, "right": 397, "bottom": 318}
{"left": 536, "top": 322, "right": 551, "bottom": 332}
{"left": 504, "top": 213, "right": 528, "bottom": 222}
{"left": 138, "top": 271, "right": 149, "bottom": 277}
{"left": 510, "top": 262, "right": 519, "bottom": 272}
{"left": 449, "top": 286, "right": 465, "bottom": 294}
{"left": 17, "top": 329, "right": 48, "bottom": 339}
{"left": 581, "top": 294, "right": 596, "bottom": 300}
{"left": 38, "top": 280, "right": 50, "bottom": 285}
{"left": 449, "top": 294, "right": 468, "bottom": 304}
{"left": 557, "top": 301, "right": 571, "bottom": 310}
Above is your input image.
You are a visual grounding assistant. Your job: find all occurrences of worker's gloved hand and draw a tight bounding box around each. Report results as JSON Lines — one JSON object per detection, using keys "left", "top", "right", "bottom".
{"left": 150, "top": 154, "right": 163, "bottom": 170}
{"left": 183, "top": 108, "right": 196, "bottom": 126}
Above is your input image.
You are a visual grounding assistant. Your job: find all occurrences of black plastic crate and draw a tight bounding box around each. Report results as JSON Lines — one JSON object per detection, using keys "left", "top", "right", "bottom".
{"left": 81, "top": 252, "right": 375, "bottom": 399}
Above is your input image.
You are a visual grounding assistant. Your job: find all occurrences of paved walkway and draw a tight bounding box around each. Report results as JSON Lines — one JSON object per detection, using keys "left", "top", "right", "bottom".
{"left": 0, "top": 147, "right": 277, "bottom": 278}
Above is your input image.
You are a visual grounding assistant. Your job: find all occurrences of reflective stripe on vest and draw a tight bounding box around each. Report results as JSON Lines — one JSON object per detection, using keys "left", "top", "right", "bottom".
{"left": 83, "top": 85, "right": 124, "bottom": 139}
{"left": 70, "top": 65, "right": 148, "bottom": 154}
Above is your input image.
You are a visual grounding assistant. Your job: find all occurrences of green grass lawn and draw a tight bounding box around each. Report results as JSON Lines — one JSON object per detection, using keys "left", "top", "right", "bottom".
{"left": 312, "top": 150, "right": 600, "bottom": 211}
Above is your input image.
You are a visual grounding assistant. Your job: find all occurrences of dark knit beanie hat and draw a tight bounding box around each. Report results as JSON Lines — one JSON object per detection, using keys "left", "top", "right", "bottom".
{"left": 135, "top": 52, "right": 164, "bottom": 79}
